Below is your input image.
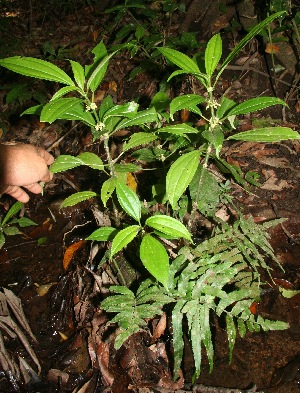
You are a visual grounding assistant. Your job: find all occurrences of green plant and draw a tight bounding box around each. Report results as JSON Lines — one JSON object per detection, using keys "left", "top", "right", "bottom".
{"left": 0, "top": 201, "right": 37, "bottom": 248}
{"left": 0, "top": 10, "right": 299, "bottom": 380}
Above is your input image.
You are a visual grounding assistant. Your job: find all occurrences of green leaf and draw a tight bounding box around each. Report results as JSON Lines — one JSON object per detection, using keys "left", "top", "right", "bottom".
{"left": 114, "top": 107, "right": 158, "bottom": 131}
{"left": 21, "top": 104, "right": 43, "bottom": 116}
{"left": 103, "top": 101, "right": 139, "bottom": 120}
{"left": 50, "top": 86, "right": 80, "bottom": 101}
{"left": 10, "top": 217, "right": 37, "bottom": 227}
{"left": 101, "top": 178, "right": 117, "bottom": 207}
{"left": 227, "top": 127, "right": 300, "bottom": 142}
{"left": 217, "top": 11, "right": 287, "bottom": 81}
{"left": 50, "top": 155, "right": 82, "bottom": 173}
{"left": 159, "top": 124, "right": 199, "bottom": 135}
{"left": 140, "top": 235, "right": 169, "bottom": 288}
{"left": 145, "top": 215, "right": 192, "bottom": 242}
{"left": 86, "top": 227, "right": 118, "bottom": 241}
{"left": 227, "top": 97, "right": 287, "bottom": 116}
{"left": 150, "top": 91, "right": 170, "bottom": 112}
{"left": 87, "top": 52, "right": 116, "bottom": 92}
{"left": 61, "top": 191, "right": 97, "bottom": 208}
{"left": 3, "top": 226, "right": 21, "bottom": 236}
{"left": 205, "top": 33, "right": 222, "bottom": 77}
{"left": 116, "top": 182, "right": 141, "bottom": 222}
{"left": 279, "top": 287, "right": 300, "bottom": 298}
{"left": 123, "top": 132, "right": 158, "bottom": 152}
{"left": 77, "top": 152, "right": 104, "bottom": 170}
{"left": 58, "top": 102, "right": 96, "bottom": 126}
{"left": 0, "top": 57, "right": 75, "bottom": 85}
{"left": 114, "top": 163, "right": 141, "bottom": 173}
{"left": 40, "top": 98, "right": 83, "bottom": 123}
{"left": 170, "top": 94, "right": 204, "bottom": 119}
{"left": 166, "top": 150, "right": 201, "bottom": 209}
{"left": 110, "top": 225, "right": 140, "bottom": 258}
{"left": 202, "top": 125, "right": 224, "bottom": 158}
{"left": 216, "top": 96, "right": 236, "bottom": 119}
{"left": 158, "top": 47, "right": 201, "bottom": 75}
{"left": 2, "top": 201, "right": 23, "bottom": 226}
{"left": 69, "top": 60, "right": 85, "bottom": 90}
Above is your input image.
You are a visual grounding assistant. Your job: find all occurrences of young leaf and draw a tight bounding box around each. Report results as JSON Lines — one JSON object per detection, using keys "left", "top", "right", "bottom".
{"left": 227, "top": 97, "right": 287, "bottom": 116}
{"left": 86, "top": 227, "right": 118, "bottom": 241}
{"left": 170, "top": 94, "right": 204, "bottom": 119}
{"left": 101, "top": 178, "right": 117, "bottom": 207}
{"left": 77, "top": 152, "right": 104, "bottom": 170}
{"left": 50, "top": 155, "right": 82, "bottom": 173}
{"left": 40, "top": 98, "right": 83, "bottom": 123}
{"left": 205, "top": 33, "right": 222, "bottom": 77}
{"left": 10, "top": 217, "right": 37, "bottom": 227}
{"left": 114, "top": 107, "right": 158, "bottom": 131}
{"left": 103, "top": 101, "right": 139, "bottom": 120}
{"left": 158, "top": 124, "right": 199, "bottom": 135}
{"left": 110, "top": 225, "right": 141, "bottom": 258}
{"left": 61, "top": 191, "right": 97, "bottom": 208}
{"left": 227, "top": 127, "right": 300, "bottom": 142}
{"left": 145, "top": 215, "right": 192, "bottom": 242}
{"left": 69, "top": 60, "right": 85, "bottom": 90}
{"left": 3, "top": 226, "right": 21, "bottom": 236}
{"left": 50, "top": 86, "right": 80, "bottom": 101}
{"left": 123, "top": 132, "right": 158, "bottom": 152}
{"left": 87, "top": 52, "right": 116, "bottom": 92}
{"left": 0, "top": 57, "right": 75, "bottom": 85}
{"left": 158, "top": 48, "right": 201, "bottom": 75}
{"left": 140, "top": 235, "right": 169, "bottom": 288}
{"left": 116, "top": 182, "right": 141, "bottom": 222}
{"left": 166, "top": 150, "right": 201, "bottom": 209}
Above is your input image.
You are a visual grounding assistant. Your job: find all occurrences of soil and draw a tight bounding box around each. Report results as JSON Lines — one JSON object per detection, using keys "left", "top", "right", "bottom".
{"left": 0, "top": 1, "right": 300, "bottom": 392}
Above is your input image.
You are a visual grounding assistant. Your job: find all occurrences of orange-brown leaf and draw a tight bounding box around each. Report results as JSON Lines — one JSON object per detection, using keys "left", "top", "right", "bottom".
{"left": 63, "top": 240, "right": 86, "bottom": 270}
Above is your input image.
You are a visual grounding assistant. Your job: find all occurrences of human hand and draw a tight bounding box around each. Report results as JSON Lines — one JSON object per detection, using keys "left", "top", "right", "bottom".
{"left": 0, "top": 143, "right": 54, "bottom": 203}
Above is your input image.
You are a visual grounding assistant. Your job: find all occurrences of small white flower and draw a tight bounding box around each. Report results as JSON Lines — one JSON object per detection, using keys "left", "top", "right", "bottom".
{"left": 90, "top": 102, "right": 97, "bottom": 110}
{"left": 95, "top": 122, "right": 105, "bottom": 131}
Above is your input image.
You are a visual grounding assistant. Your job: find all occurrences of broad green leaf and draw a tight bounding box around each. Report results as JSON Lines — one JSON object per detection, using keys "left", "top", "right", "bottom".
{"left": 140, "top": 235, "right": 169, "bottom": 288}
{"left": 3, "top": 226, "right": 21, "bottom": 236}
{"left": 202, "top": 125, "right": 224, "bottom": 157}
{"left": 114, "top": 107, "right": 158, "bottom": 131}
{"left": 150, "top": 91, "right": 170, "bottom": 112}
{"left": 158, "top": 47, "right": 201, "bottom": 74}
{"left": 216, "top": 96, "right": 236, "bottom": 119}
{"left": 40, "top": 98, "right": 83, "bottom": 123}
{"left": 59, "top": 102, "right": 96, "bottom": 126}
{"left": 87, "top": 52, "right": 116, "bottom": 92}
{"left": 10, "top": 217, "right": 37, "bottom": 227}
{"left": 114, "top": 163, "right": 141, "bottom": 173}
{"left": 123, "top": 132, "right": 158, "bottom": 152}
{"left": 110, "top": 225, "right": 140, "bottom": 258}
{"left": 99, "top": 95, "right": 114, "bottom": 121}
{"left": 86, "top": 227, "right": 117, "bottom": 241}
{"left": 50, "top": 155, "right": 82, "bottom": 173}
{"left": 170, "top": 94, "right": 204, "bottom": 119}
{"left": 0, "top": 57, "right": 74, "bottom": 85}
{"left": 226, "top": 314, "right": 236, "bottom": 363}
{"left": 166, "top": 150, "right": 201, "bottom": 209}
{"left": 2, "top": 201, "right": 23, "bottom": 226}
{"left": 101, "top": 178, "right": 117, "bottom": 207}
{"left": 145, "top": 215, "right": 192, "bottom": 241}
{"left": 103, "top": 101, "right": 139, "bottom": 120}
{"left": 205, "top": 33, "right": 222, "bottom": 77}
{"left": 50, "top": 86, "right": 80, "bottom": 101}
{"left": 21, "top": 104, "right": 43, "bottom": 116}
{"left": 61, "top": 191, "right": 97, "bottom": 208}
{"left": 159, "top": 124, "right": 199, "bottom": 135}
{"left": 77, "top": 152, "right": 104, "bottom": 170}
{"left": 227, "top": 127, "right": 300, "bottom": 142}
{"left": 216, "top": 11, "right": 287, "bottom": 81}
{"left": 116, "top": 182, "right": 141, "bottom": 222}
{"left": 227, "top": 97, "right": 287, "bottom": 116}
{"left": 279, "top": 287, "right": 300, "bottom": 298}
{"left": 69, "top": 60, "right": 85, "bottom": 90}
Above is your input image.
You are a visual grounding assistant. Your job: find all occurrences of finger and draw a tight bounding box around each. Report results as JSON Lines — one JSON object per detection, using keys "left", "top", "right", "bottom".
{"left": 24, "top": 183, "right": 43, "bottom": 195}
{"left": 35, "top": 147, "right": 54, "bottom": 165}
{"left": 3, "top": 185, "right": 30, "bottom": 203}
{"left": 40, "top": 170, "right": 53, "bottom": 183}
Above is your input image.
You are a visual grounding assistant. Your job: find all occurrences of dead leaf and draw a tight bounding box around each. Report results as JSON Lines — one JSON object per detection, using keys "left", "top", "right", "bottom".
{"left": 265, "top": 43, "right": 280, "bottom": 53}
{"left": 63, "top": 240, "right": 86, "bottom": 270}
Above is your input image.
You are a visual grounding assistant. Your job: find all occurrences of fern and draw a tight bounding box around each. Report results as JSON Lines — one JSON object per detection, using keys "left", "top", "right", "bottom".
{"left": 100, "top": 217, "right": 289, "bottom": 381}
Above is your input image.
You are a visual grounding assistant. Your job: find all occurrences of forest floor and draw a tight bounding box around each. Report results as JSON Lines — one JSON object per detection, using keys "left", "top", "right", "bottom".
{"left": 0, "top": 1, "right": 300, "bottom": 392}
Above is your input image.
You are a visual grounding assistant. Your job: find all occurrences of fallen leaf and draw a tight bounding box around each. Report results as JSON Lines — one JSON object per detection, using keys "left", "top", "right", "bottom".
{"left": 265, "top": 43, "right": 280, "bottom": 53}
{"left": 63, "top": 240, "right": 86, "bottom": 270}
